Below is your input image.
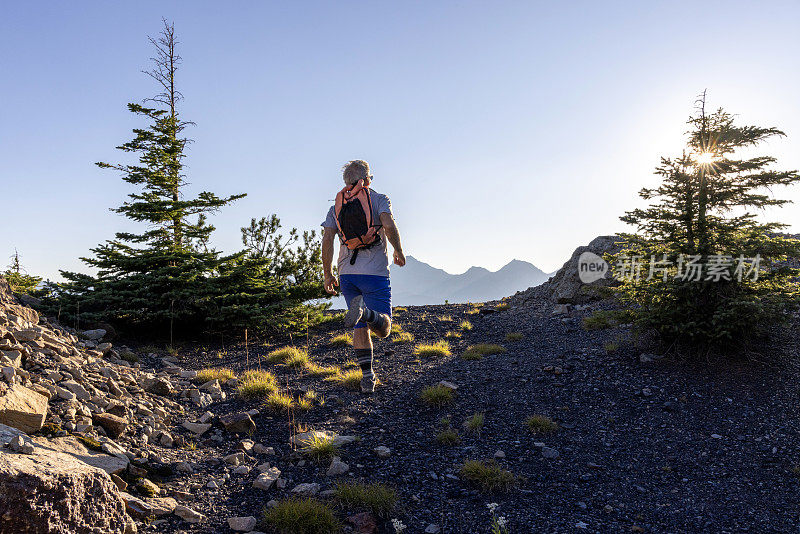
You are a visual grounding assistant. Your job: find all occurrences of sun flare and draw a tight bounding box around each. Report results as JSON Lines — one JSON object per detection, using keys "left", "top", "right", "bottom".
{"left": 693, "top": 151, "right": 717, "bottom": 165}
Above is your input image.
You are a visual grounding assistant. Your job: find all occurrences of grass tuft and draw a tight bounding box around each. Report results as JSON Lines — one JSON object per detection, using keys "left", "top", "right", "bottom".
{"left": 582, "top": 309, "right": 636, "bottom": 330}
{"left": 237, "top": 370, "right": 278, "bottom": 399}
{"left": 526, "top": 414, "right": 559, "bottom": 434}
{"left": 505, "top": 332, "right": 523, "bottom": 342}
{"left": 307, "top": 363, "right": 341, "bottom": 378}
{"left": 391, "top": 331, "right": 415, "bottom": 344}
{"left": 195, "top": 367, "right": 235, "bottom": 384}
{"left": 413, "top": 340, "right": 452, "bottom": 358}
{"left": 436, "top": 428, "right": 461, "bottom": 445}
{"left": 444, "top": 330, "right": 462, "bottom": 339}
{"left": 328, "top": 368, "right": 362, "bottom": 391}
{"left": 329, "top": 333, "right": 353, "bottom": 347}
{"left": 262, "top": 497, "right": 342, "bottom": 534}
{"left": 300, "top": 433, "right": 339, "bottom": 462}
{"left": 266, "top": 391, "right": 295, "bottom": 412}
{"left": 333, "top": 481, "right": 398, "bottom": 518}
{"left": 464, "top": 412, "right": 485, "bottom": 435}
{"left": 458, "top": 459, "right": 517, "bottom": 493}
{"left": 267, "top": 346, "right": 306, "bottom": 364}
{"left": 419, "top": 385, "right": 454, "bottom": 407}
{"left": 459, "top": 320, "right": 474, "bottom": 331}
{"left": 462, "top": 344, "right": 506, "bottom": 360}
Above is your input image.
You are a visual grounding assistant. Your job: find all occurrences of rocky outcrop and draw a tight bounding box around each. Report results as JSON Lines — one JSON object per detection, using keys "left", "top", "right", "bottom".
{"left": 0, "top": 424, "right": 129, "bottom": 534}
{"left": 512, "top": 235, "right": 623, "bottom": 305}
{"left": 0, "top": 383, "right": 48, "bottom": 432}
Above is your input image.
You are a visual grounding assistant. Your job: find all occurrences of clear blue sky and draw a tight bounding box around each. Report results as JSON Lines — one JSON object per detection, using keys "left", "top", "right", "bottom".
{"left": 3, "top": 1, "right": 800, "bottom": 281}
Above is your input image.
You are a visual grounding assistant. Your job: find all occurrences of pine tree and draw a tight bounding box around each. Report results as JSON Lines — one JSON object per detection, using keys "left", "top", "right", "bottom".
{"left": 615, "top": 92, "right": 800, "bottom": 354}
{"left": 3, "top": 250, "right": 43, "bottom": 295}
{"left": 53, "top": 20, "right": 245, "bottom": 332}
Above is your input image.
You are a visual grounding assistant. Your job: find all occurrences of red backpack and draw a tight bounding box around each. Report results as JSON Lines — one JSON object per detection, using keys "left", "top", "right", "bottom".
{"left": 334, "top": 180, "right": 381, "bottom": 264}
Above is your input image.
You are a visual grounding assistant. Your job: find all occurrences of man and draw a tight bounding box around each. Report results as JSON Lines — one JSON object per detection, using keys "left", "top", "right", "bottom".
{"left": 322, "top": 159, "right": 406, "bottom": 394}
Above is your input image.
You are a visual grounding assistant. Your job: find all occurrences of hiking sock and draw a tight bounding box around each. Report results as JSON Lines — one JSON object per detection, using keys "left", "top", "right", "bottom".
{"left": 361, "top": 307, "right": 377, "bottom": 324}
{"left": 354, "top": 348, "right": 374, "bottom": 379}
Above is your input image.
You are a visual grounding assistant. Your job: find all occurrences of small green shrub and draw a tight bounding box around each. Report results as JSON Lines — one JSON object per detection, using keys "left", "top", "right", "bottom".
{"left": 333, "top": 481, "right": 398, "bottom": 518}
{"left": 262, "top": 497, "right": 342, "bottom": 534}
{"left": 505, "top": 332, "right": 523, "bottom": 342}
{"left": 526, "top": 414, "right": 558, "bottom": 434}
{"left": 458, "top": 459, "right": 516, "bottom": 492}
{"left": 413, "top": 340, "right": 451, "bottom": 358}
{"left": 463, "top": 344, "right": 506, "bottom": 360}
{"left": 419, "top": 385, "right": 454, "bottom": 407}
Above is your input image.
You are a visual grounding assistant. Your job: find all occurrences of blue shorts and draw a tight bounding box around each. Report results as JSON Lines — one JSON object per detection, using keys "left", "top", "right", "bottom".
{"left": 339, "top": 274, "right": 392, "bottom": 329}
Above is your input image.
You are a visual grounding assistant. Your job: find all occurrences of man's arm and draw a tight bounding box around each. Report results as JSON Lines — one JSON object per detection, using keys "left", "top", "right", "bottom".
{"left": 322, "top": 226, "right": 338, "bottom": 294}
{"left": 380, "top": 212, "right": 406, "bottom": 267}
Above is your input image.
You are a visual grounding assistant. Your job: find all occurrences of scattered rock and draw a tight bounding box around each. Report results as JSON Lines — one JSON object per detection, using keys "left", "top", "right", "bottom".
{"left": 374, "top": 445, "right": 391, "bottom": 458}
{"left": 0, "top": 384, "right": 48, "bottom": 433}
{"left": 220, "top": 412, "right": 256, "bottom": 434}
{"left": 327, "top": 456, "right": 350, "bottom": 476}
{"left": 228, "top": 516, "right": 258, "bottom": 532}
{"left": 175, "top": 504, "right": 206, "bottom": 524}
{"left": 253, "top": 467, "right": 281, "bottom": 490}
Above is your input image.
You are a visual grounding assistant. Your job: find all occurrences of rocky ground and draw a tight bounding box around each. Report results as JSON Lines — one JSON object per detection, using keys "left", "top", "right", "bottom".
{"left": 3, "top": 266, "right": 800, "bottom": 533}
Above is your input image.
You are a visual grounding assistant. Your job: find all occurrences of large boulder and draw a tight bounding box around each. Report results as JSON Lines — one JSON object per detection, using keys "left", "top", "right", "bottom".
{"left": 0, "top": 384, "right": 48, "bottom": 433}
{"left": 0, "top": 425, "right": 130, "bottom": 533}
{"left": 512, "top": 235, "right": 623, "bottom": 305}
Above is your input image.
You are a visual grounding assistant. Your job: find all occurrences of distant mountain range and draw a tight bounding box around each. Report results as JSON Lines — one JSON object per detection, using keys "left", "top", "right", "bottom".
{"left": 331, "top": 256, "right": 551, "bottom": 308}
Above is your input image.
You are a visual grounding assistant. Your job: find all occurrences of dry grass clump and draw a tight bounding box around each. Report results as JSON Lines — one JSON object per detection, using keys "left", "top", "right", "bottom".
{"left": 459, "top": 320, "right": 474, "bottom": 331}
{"left": 438, "top": 315, "right": 454, "bottom": 322}
{"left": 413, "top": 340, "right": 452, "bottom": 358}
{"left": 462, "top": 344, "right": 506, "bottom": 360}
{"left": 329, "top": 333, "right": 353, "bottom": 347}
{"left": 526, "top": 414, "right": 559, "bottom": 434}
{"left": 458, "top": 459, "right": 517, "bottom": 492}
{"left": 444, "top": 330, "right": 462, "bottom": 339}
{"left": 195, "top": 367, "right": 236, "bottom": 384}
{"left": 333, "top": 481, "right": 398, "bottom": 518}
{"left": 496, "top": 302, "right": 509, "bottom": 311}
{"left": 393, "top": 306, "right": 408, "bottom": 313}
{"left": 505, "top": 332, "right": 523, "bottom": 342}
{"left": 466, "top": 307, "right": 480, "bottom": 315}
{"left": 262, "top": 497, "right": 342, "bottom": 534}
{"left": 419, "top": 385, "right": 454, "bottom": 407}
{"left": 266, "top": 391, "right": 295, "bottom": 412}
{"left": 284, "top": 351, "right": 311, "bottom": 369}
{"left": 237, "top": 370, "right": 278, "bottom": 399}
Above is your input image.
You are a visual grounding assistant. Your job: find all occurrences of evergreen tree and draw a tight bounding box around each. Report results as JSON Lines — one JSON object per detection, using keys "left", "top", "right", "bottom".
{"left": 4, "top": 250, "right": 43, "bottom": 295}
{"left": 614, "top": 93, "right": 800, "bottom": 354}
{"left": 52, "top": 20, "right": 245, "bottom": 332}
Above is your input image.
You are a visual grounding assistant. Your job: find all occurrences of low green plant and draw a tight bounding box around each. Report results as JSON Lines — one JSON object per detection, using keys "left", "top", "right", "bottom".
{"left": 333, "top": 481, "right": 398, "bottom": 518}
{"left": 329, "top": 333, "right": 353, "bottom": 347}
{"left": 330, "top": 368, "right": 362, "bottom": 391}
{"left": 300, "top": 433, "right": 339, "bottom": 462}
{"left": 526, "top": 414, "right": 558, "bottom": 434}
{"left": 413, "top": 340, "right": 451, "bottom": 358}
{"left": 267, "top": 346, "right": 306, "bottom": 364}
{"left": 284, "top": 351, "right": 311, "bottom": 369}
{"left": 262, "top": 497, "right": 342, "bottom": 534}
{"left": 505, "top": 332, "right": 523, "bottom": 342}
{"left": 582, "top": 309, "right": 636, "bottom": 330}
{"left": 267, "top": 391, "right": 295, "bottom": 412}
{"left": 419, "top": 385, "right": 454, "bottom": 407}
{"left": 458, "top": 459, "right": 517, "bottom": 493}
{"left": 307, "top": 363, "right": 341, "bottom": 378}
{"left": 237, "top": 370, "right": 278, "bottom": 399}
{"left": 119, "top": 350, "right": 139, "bottom": 363}
{"left": 604, "top": 341, "right": 619, "bottom": 354}
{"left": 436, "top": 427, "right": 461, "bottom": 445}
{"left": 76, "top": 434, "right": 103, "bottom": 451}
{"left": 464, "top": 412, "right": 485, "bottom": 435}
{"left": 463, "top": 344, "right": 506, "bottom": 360}
{"left": 195, "top": 367, "right": 236, "bottom": 384}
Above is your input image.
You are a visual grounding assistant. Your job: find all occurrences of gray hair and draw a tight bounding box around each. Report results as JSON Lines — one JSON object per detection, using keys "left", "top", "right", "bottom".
{"left": 342, "top": 160, "right": 370, "bottom": 185}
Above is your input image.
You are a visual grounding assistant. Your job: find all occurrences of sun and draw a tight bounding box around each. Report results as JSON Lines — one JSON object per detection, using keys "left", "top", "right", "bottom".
{"left": 693, "top": 151, "right": 717, "bottom": 165}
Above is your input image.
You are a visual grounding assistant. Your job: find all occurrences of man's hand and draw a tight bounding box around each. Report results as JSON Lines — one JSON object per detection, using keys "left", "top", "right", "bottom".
{"left": 393, "top": 249, "right": 406, "bottom": 267}
{"left": 324, "top": 273, "right": 339, "bottom": 295}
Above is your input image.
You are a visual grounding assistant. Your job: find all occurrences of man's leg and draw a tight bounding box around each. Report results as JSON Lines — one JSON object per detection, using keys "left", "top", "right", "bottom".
{"left": 342, "top": 275, "right": 391, "bottom": 394}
